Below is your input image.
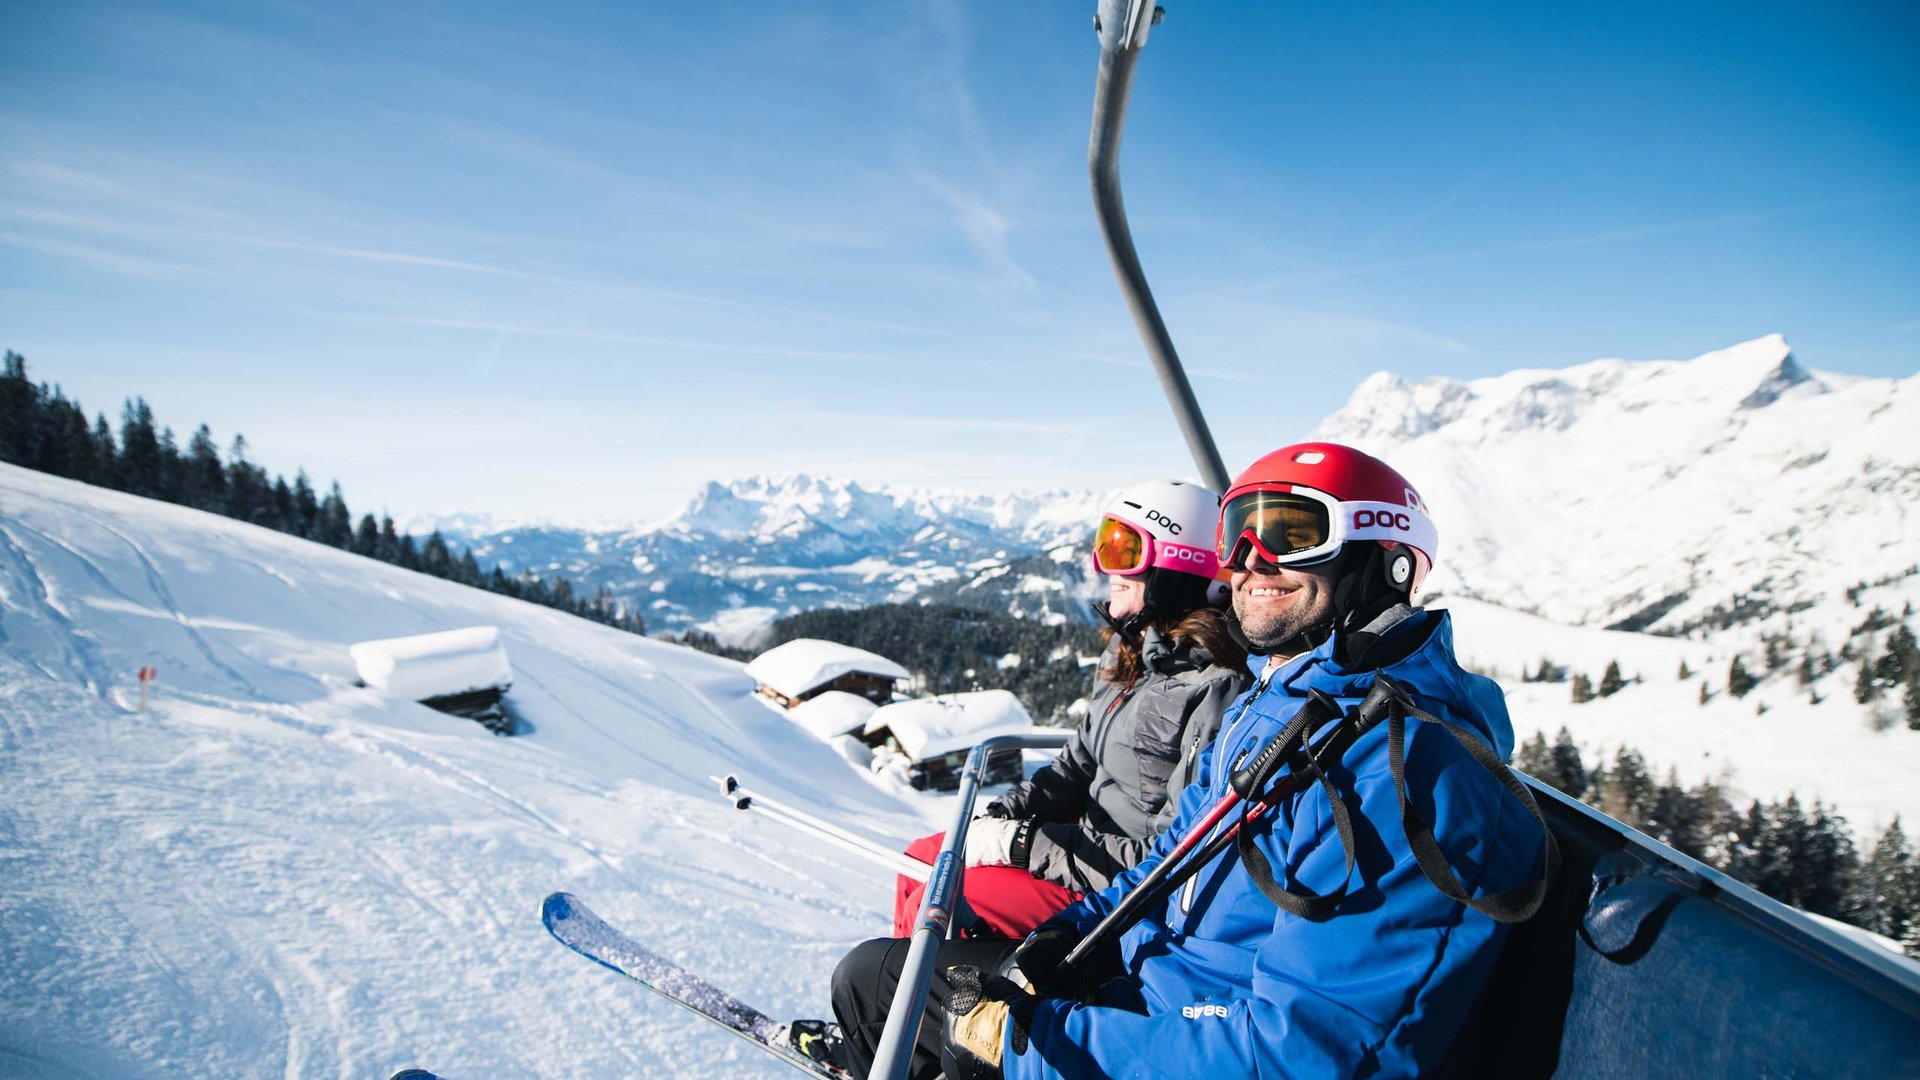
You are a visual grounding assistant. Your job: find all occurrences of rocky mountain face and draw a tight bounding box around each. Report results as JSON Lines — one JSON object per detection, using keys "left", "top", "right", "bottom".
{"left": 424, "top": 336, "right": 1919, "bottom": 644}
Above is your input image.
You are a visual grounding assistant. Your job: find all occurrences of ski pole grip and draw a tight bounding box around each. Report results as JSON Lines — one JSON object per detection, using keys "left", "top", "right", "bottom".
{"left": 1229, "top": 691, "right": 1340, "bottom": 799}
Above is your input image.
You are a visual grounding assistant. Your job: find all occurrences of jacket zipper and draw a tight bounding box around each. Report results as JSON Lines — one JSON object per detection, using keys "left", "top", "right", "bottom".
{"left": 1180, "top": 662, "right": 1280, "bottom": 916}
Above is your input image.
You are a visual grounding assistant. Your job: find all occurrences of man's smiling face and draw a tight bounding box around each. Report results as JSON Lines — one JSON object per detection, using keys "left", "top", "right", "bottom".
{"left": 1231, "top": 555, "right": 1339, "bottom": 655}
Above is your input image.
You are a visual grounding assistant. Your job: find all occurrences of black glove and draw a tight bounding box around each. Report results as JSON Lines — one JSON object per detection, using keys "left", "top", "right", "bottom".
{"left": 980, "top": 800, "right": 1014, "bottom": 819}
{"left": 1008, "top": 922, "right": 1120, "bottom": 1002}
{"left": 942, "top": 963, "right": 1034, "bottom": 1080}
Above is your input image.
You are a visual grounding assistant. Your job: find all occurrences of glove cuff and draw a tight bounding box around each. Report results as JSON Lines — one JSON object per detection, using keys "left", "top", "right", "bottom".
{"left": 1010, "top": 818, "right": 1037, "bottom": 870}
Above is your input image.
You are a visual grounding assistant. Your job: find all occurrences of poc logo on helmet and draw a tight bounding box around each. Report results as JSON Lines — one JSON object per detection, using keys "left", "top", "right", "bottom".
{"left": 1352, "top": 509, "right": 1413, "bottom": 531}
{"left": 1181, "top": 1003, "right": 1230, "bottom": 1019}
{"left": 1145, "top": 509, "right": 1183, "bottom": 535}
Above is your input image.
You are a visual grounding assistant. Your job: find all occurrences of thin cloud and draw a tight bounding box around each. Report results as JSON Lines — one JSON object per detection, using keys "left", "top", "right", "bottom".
{"left": 6, "top": 160, "right": 952, "bottom": 337}
{"left": 379, "top": 316, "right": 911, "bottom": 364}
{"left": 0, "top": 230, "right": 195, "bottom": 279}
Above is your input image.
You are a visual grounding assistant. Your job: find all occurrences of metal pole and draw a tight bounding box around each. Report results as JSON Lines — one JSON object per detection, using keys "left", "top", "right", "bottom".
{"left": 712, "top": 775, "right": 933, "bottom": 881}
{"left": 868, "top": 730, "right": 1069, "bottom": 1080}
{"left": 1089, "top": 0, "right": 1230, "bottom": 492}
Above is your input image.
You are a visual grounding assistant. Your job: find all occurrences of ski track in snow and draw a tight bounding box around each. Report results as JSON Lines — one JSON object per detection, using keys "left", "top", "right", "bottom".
{"left": 0, "top": 522, "right": 110, "bottom": 704}
{"left": 70, "top": 509, "right": 265, "bottom": 699}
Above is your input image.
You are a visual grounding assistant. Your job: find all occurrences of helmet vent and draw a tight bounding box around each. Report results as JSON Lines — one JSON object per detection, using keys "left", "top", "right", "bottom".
{"left": 1293, "top": 451, "right": 1326, "bottom": 464}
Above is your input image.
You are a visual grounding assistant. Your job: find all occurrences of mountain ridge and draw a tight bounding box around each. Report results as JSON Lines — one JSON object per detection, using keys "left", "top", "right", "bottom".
{"left": 403, "top": 336, "right": 1919, "bottom": 643}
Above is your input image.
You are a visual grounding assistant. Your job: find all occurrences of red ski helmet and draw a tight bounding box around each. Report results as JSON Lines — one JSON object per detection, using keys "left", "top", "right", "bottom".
{"left": 1216, "top": 442, "right": 1437, "bottom": 598}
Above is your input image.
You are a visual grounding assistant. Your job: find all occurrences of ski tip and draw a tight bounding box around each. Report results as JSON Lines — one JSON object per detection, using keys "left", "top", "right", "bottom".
{"left": 388, "top": 1071, "right": 448, "bottom": 1080}
{"left": 541, "top": 891, "right": 580, "bottom": 927}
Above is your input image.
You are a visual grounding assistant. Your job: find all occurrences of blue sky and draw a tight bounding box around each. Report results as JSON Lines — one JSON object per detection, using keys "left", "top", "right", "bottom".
{"left": 4, "top": 0, "right": 1916, "bottom": 522}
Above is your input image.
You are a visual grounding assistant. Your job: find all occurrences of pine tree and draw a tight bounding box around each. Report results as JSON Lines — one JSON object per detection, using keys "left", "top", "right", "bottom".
{"left": 1594, "top": 747, "right": 1655, "bottom": 827}
{"left": 1854, "top": 818, "right": 1920, "bottom": 949}
{"left": 266, "top": 476, "right": 295, "bottom": 532}
{"left": 1547, "top": 728, "right": 1589, "bottom": 799}
{"left": 0, "top": 351, "right": 35, "bottom": 465}
{"left": 1646, "top": 768, "right": 1706, "bottom": 860}
{"left": 422, "top": 530, "right": 453, "bottom": 578}
{"left": 457, "top": 548, "right": 483, "bottom": 587}
{"left": 117, "top": 397, "right": 162, "bottom": 496}
{"left": 353, "top": 514, "right": 380, "bottom": 557}
{"left": 1728, "top": 656, "right": 1755, "bottom": 698}
{"left": 377, "top": 515, "right": 401, "bottom": 563}
{"left": 1599, "top": 660, "right": 1626, "bottom": 697}
{"left": 1570, "top": 673, "right": 1594, "bottom": 704}
{"left": 1677, "top": 659, "right": 1691, "bottom": 681}
{"left": 318, "top": 483, "right": 352, "bottom": 548}
{"left": 89, "top": 414, "right": 115, "bottom": 478}
{"left": 1515, "top": 731, "right": 1552, "bottom": 779}
{"left": 226, "top": 435, "right": 265, "bottom": 523}
{"left": 1797, "top": 653, "right": 1816, "bottom": 687}
{"left": 184, "top": 424, "right": 226, "bottom": 511}
{"left": 292, "top": 470, "right": 319, "bottom": 538}
{"left": 1904, "top": 678, "right": 1920, "bottom": 732}
{"left": 1698, "top": 682, "right": 1710, "bottom": 706}
{"left": 1799, "top": 802, "right": 1861, "bottom": 919}
{"left": 1855, "top": 657, "right": 1880, "bottom": 704}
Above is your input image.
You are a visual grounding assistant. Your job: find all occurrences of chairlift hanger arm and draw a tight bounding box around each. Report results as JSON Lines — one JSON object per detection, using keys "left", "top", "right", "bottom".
{"left": 1090, "top": 0, "right": 1230, "bottom": 492}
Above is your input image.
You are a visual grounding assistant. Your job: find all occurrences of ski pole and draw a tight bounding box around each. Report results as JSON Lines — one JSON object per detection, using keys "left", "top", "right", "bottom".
{"left": 870, "top": 729, "right": 1071, "bottom": 1080}
{"left": 712, "top": 775, "right": 933, "bottom": 882}
{"left": 1058, "top": 678, "right": 1402, "bottom": 975}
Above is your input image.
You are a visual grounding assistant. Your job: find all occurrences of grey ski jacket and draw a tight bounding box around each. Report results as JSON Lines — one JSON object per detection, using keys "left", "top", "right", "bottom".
{"left": 988, "top": 627, "right": 1249, "bottom": 894}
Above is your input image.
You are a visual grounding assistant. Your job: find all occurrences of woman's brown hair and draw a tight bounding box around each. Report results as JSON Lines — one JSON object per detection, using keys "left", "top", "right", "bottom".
{"left": 1100, "top": 606, "right": 1249, "bottom": 686}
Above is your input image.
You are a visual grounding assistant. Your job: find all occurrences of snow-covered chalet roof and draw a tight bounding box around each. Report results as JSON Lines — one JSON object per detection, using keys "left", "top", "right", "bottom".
{"left": 744, "top": 638, "right": 909, "bottom": 700}
{"left": 864, "top": 690, "right": 1037, "bottom": 762}
{"left": 349, "top": 626, "right": 513, "bottom": 701}
{"left": 787, "top": 690, "right": 880, "bottom": 740}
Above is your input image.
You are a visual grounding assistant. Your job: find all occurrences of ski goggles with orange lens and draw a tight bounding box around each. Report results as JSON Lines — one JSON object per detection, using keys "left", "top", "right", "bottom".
{"left": 1217, "top": 485, "right": 1437, "bottom": 571}
{"left": 1091, "top": 515, "right": 1223, "bottom": 579}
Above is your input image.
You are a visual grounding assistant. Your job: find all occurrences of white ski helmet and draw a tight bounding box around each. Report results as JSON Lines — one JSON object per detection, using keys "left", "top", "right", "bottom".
{"left": 1091, "top": 479, "right": 1229, "bottom": 620}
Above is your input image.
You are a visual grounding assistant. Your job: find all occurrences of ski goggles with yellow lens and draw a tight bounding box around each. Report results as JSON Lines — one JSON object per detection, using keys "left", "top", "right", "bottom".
{"left": 1216, "top": 485, "right": 1437, "bottom": 571}
{"left": 1091, "top": 515, "right": 1223, "bottom": 579}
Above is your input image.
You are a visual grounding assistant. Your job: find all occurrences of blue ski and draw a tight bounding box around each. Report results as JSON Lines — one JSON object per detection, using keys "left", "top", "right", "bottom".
{"left": 541, "top": 892, "right": 843, "bottom": 1078}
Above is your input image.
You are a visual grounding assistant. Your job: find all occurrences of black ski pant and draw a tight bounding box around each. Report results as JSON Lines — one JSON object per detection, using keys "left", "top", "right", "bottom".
{"left": 830, "top": 935, "right": 1022, "bottom": 1080}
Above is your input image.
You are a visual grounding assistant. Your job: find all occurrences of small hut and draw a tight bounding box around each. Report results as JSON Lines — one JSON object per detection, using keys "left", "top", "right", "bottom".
{"left": 863, "top": 689, "right": 1037, "bottom": 792}
{"left": 788, "top": 690, "right": 881, "bottom": 740}
{"left": 744, "top": 639, "right": 910, "bottom": 710}
{"left": 350, "top": 626, "right": 514, "bottom": 734}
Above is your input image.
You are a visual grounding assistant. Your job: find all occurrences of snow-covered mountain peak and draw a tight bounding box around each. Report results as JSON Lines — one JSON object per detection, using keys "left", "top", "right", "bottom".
{"left": 1314, "top": 336, "right": 1920, "bottom": 633}
{"left": 1322, "top": 335, "right": 1820, "bottom": 449}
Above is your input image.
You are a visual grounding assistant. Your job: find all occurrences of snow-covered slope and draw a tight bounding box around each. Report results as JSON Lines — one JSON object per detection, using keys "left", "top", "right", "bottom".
{"left": 1317, "top": 335, "right": 1920, "bottom": 635}
{"left": 1437, "top": 595, "right": 1920, "bottom": 836}
{"left": 0, "top": 463, "right": 946, "bottom": 1079}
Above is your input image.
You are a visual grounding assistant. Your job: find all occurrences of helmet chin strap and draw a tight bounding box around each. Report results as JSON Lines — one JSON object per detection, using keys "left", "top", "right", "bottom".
{"left": 1331, "top": 543, "right": 1418, "bottom": 668}
{"left": 1103, "top": 566, "right": 1214, "bottom": 638}
{"left": 1093, "top": 599, "right": 1148, "bottom": 638}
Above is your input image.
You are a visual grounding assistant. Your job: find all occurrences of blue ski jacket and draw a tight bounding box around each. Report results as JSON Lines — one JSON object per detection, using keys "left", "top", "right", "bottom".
{"left": 1004, "top": 609, "right": 1543, "bottom": 1079}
